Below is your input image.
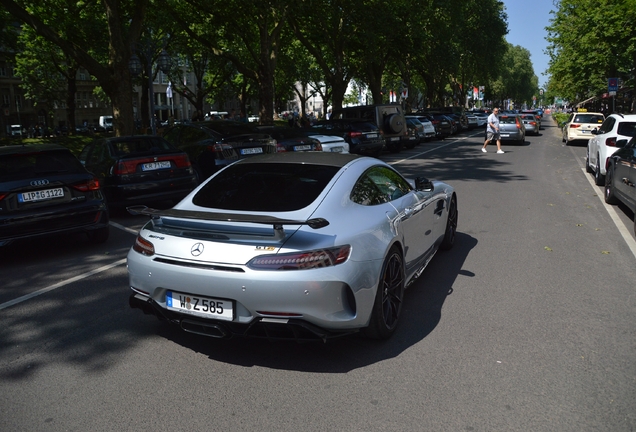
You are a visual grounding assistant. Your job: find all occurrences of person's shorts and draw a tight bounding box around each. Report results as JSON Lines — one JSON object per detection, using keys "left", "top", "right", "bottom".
{"left": 486, "top": 130, "right": 500, "bottom": 141}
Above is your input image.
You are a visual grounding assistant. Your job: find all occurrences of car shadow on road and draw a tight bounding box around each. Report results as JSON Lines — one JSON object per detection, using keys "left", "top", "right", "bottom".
{"left": 153, "top": 231, "right": 478, "bottom": 373}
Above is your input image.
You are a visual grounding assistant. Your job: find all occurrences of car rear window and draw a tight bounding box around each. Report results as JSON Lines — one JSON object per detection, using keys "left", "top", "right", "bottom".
{"left": 617, "top": 122, "right": 636, "bottom": 137}
{"left": 192, "top": 163, "right": 339, "bottom": 211}
{"left": 0, "top": 149, "right": 84, "bottom": 180}
{"left": 109, "top": 137, "right": 174, "bottom": 156}
{"left": 573, "top": 114, "right": 604, "bottom": 124}
{"left": 499, "top": 116, "right": 518, "bottom": 124}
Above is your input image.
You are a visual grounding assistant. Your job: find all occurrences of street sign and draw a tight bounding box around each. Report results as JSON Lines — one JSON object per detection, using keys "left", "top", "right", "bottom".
{"left": 608, "top": 78, "right": 618, "bottom": 92}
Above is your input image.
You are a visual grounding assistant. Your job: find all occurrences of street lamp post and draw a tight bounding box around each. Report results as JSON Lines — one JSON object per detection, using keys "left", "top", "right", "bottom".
{"left": 129, "top": 46, "right": 171, "bottom": 135}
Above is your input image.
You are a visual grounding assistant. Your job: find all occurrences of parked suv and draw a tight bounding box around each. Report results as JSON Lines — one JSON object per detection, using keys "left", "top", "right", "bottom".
{"left": 329, "top": 104, "right": 407, "bottom": 153}
{"left": 587, "top": 114, "right": 636, "bottom": 185}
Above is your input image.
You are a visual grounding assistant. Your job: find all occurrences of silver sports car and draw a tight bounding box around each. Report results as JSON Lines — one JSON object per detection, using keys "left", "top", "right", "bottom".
{"left": 127, "top": 152, "right": 457, "bottom": 341}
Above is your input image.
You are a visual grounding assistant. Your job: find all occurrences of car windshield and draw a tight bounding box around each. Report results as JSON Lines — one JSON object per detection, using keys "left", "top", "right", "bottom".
{"left": 0, "top": 149, "right": 84, "bottom": 180}
{"left": 192, "top": 162, "right": 340, "bottom": 211}
{"left": 617, "top": 122, "right": 636, "bottom": 137}
{"left": 573, "top": 114, "right": 604, "bottom": 123}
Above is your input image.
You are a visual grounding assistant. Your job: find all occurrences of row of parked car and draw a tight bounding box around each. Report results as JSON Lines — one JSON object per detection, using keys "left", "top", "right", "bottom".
{"left": 0, "top": 103, "right": 489, "bottom": 247}
{"left": 559, "top": 110, "right": 636, "bottom": 233}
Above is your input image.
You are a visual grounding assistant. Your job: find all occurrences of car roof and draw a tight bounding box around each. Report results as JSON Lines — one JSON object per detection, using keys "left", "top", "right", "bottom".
{"left": 0, "top": 143, "right": 69, "bottom": 156}
{"left": 232, "top": 150, "right": 363, "bottom": 167}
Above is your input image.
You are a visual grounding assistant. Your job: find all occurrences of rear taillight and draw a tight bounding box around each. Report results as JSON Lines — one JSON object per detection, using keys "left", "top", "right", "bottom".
{"left": 314, "top": 142, "right": 322, "bottom": 151}
{"left": 570, "top": 124, "right": 581, "bottom": 128}
{"left": 606, "top": 137, "right": 617, "bottom": 147}
{"left": 277, "top": 143, "right": 287, "bottom": 152}
{"left": 516, "top": 118, "right": 522, "bottom": 129}
{"left": 172, "top": 154, "right": 191, "bottom": 168}
{"left": 0, "top": 193, "right": 7, "bottom": 201}
{"left": 132, "top": 235, "right": 155, "bottom": 256}
{"left": 247, "top": 245, "right": 351, "bottom": 270}
{"left": 113, "top": 160, "right": 138, "bottom": 175}
{"left": 73, "top": 177, "right": 101, "bottom": 192}
{"left": 347, "top": 131, "right": 362, "bottom": 139}
{"left": 529, "top": 121, "right": 537, "bottom": 126}
{"left": 206, "top": 143, "right": 232, "bottom": 153}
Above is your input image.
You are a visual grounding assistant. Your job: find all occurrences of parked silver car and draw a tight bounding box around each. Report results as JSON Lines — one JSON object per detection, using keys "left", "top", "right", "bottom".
{"left": 127, "top": 152, "right": 457, "bottom": 341}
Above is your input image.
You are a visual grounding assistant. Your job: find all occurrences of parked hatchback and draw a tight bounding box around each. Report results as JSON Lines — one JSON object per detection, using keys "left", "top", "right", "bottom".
{"left": 0, "top": 144, "right": 109, "bottom": 246}
{"left": 497, "top": 114, "right": 526, "bottom": 144}
{"left": 79, "top": 135, "right": 197, "bottom": 208}
{"left": 519, "top": 113, "right": 540, "bottom": 136}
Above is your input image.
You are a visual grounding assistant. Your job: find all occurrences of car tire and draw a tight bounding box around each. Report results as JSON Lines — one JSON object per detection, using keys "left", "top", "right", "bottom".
{"left": 594, "top": 156, "right": 605, "bottom": 186}
{"left": 440, "top": 195, "right": 458, "bottom": 251}
{"left": 88, "top": 226, "right": 110, "bottom": 244}
{"left": 585, "top": 151, "right": 593, "bottom": 173}
{"left": 362, "top": 246, "right": 405, "bottom": 340}
{"left": 604, "top": 165, "right": 619, "bottom": 204}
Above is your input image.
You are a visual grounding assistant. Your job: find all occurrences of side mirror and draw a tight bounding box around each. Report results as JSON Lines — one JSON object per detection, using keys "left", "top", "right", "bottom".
{"left": 591, "top": 129, "right": 598, "bottom": 135}
{"left": 415, "top": 177, "right": 434, "bottom": 191}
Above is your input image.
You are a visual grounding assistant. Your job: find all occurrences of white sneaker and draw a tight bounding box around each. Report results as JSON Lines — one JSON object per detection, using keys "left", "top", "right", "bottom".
{"left": 481, "top": 148, "right": 487, "bottom": 153}
{"left": 497, "top": 150, "right": 504, "bottom": 154}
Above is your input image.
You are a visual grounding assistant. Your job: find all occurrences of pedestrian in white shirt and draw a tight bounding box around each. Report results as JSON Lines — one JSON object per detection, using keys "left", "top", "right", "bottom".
{"left": 482, "top": 107, "right": 504, "bottom": 154}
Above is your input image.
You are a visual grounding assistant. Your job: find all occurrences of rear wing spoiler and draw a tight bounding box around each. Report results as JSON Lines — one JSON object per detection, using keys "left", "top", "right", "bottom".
{"left": 127, "top": 205, "right": 330, "bottom": 230}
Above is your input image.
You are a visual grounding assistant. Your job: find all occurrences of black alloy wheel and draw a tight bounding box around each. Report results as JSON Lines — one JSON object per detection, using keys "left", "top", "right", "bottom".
{"left": 440, "top": 195, "right": 458, "bottom": 250}
{"left": 363, "top": 247, "right": 405, "bottom": 339}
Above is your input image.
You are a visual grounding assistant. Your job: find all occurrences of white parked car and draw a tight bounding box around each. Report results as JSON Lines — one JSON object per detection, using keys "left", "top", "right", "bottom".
{"left": 587, "top": 114, "right": 636, "bottom": 185}
{"left": 407, "top": 116, "right": 436, "bottom": 141}
{"left": 562, "top": 111, "right": 604, "bottom": 145}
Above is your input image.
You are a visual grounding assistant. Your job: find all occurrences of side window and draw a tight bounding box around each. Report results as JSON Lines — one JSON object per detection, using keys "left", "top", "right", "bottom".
{"left": 181, "top": 127, "right": 211, "bottom": 143}
{"left": 351, "top": 166, "right": 412, "bottom": 206}
{"left": 162, "top": 126, "right": 181, "bottom": 144}
{"left": 599, "top": 117, "right": 615, "bottom": 134}
{"left": 78, "top": 145, "right": 91, "bottom": 165}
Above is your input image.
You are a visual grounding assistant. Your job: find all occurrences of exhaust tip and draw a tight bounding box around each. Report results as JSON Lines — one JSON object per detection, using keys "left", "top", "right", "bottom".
{"left": 181, "top": 319, "right": 229, "bottom": 338}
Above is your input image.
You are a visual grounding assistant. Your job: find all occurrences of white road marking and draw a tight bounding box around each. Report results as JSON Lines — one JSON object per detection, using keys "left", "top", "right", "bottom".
{"left": 0, "top": 222, "right": 138, "bottom": 311}
{"left": 0, "top": 258, "right": 127, "bottom": 311}
{"left": 579, "top": 164, "right": 636, "bottom": 260}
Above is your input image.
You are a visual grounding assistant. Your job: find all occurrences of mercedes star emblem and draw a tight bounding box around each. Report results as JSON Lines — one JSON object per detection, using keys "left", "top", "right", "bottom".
{"left": 191, "top": 243, "right": 204, "bottom": 256}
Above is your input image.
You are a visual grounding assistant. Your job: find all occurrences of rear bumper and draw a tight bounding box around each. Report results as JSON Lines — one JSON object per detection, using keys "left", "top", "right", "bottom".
{"left": 129, "top": 293, "right": 358, "bottom": 342}
{"left": 0, "top": 201, "right": 108, "bottom": 246}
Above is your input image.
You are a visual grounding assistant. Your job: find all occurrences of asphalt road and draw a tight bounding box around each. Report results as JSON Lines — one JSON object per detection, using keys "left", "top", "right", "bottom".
{"left": 1, "top": 119, "right": 634, "bottom": 431}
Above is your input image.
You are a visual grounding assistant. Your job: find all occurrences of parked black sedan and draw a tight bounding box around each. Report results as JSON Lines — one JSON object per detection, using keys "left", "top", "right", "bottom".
{"left": 605, "top": 136, "right": 636, "bottom": 234}
{"left": 161, "top": 121, "right": 277, "bottom": 181}
{"left": 78, "top": 135, "right": 197, "bottom": 209}
{"left": 0, "top": 143, "right": 109, "bottom": 246}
